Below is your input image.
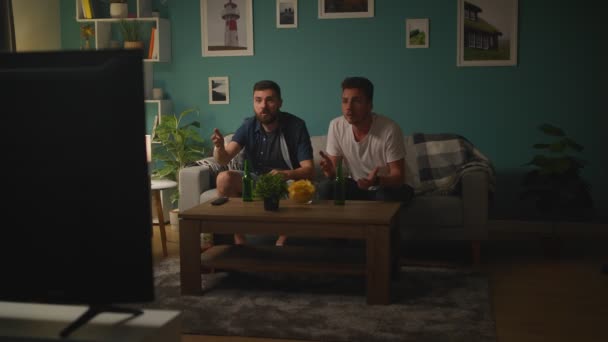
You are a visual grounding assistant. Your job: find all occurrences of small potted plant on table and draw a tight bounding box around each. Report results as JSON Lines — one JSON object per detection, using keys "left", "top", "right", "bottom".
{"left": 254, "top": 173, "right": 288, "bottom": 211}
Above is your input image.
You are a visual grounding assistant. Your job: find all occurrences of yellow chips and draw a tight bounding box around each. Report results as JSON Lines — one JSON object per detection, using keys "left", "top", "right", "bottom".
{"left": 288, "top": 180, "right": 316, "bottom": 203}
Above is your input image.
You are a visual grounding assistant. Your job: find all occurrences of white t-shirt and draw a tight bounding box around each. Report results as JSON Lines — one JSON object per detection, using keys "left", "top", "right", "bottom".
{"left": 326, "top": 113, "right": 406, "bottom": 182}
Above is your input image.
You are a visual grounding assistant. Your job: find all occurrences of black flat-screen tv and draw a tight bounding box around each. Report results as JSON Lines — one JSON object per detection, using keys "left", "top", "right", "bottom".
{"left": 0, "top": 49, "right": 154, "bottom": 333}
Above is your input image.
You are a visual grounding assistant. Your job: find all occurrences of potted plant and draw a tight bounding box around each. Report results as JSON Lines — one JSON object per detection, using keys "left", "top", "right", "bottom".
{"left": 152, "top": 108, "right": 206, "bottom": 205}
{"left": 520, "top": 123, "right": 594, "bottom": 221}
{"left": 254, "top": 173, "right": 288, "bottom": 211}
{"left": 110, "top": 0, "right": 128, "bottom": 18}
{"left": 118, "top": 20, "right": 143, "bottom": 50}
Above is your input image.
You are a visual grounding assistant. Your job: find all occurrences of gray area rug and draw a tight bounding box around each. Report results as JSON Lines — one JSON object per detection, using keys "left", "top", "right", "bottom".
{"left": 140, "top": 257, "right": 496, "bottom": 342}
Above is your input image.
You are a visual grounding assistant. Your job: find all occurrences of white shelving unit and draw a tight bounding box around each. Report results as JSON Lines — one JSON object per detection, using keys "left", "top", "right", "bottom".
{"left": 145, "top": 100, "right": 173, "bottom": 119}
{"left": 75, "top": 0, "right": 171, "bottom": 101}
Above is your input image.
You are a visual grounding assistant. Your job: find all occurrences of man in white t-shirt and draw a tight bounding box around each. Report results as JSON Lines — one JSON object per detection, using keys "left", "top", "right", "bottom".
{"left": 318, "top": 77, "right": 413, "bottom": 202}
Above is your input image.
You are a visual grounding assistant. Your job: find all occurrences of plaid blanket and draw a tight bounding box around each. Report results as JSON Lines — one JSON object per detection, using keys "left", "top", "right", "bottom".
{"left": 195, "top": 151, "right": 244, "bottom": 186}
{"left": 411, "top": 133, "right": 495, "bottom": 195}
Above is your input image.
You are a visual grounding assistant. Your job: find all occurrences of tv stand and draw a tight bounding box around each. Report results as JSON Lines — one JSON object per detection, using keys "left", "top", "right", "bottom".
{"left": 60, "top": 305, "right": 143, "bottom": 338}
{"left": 0, "top": 301, "right": 180, "bottom": 342}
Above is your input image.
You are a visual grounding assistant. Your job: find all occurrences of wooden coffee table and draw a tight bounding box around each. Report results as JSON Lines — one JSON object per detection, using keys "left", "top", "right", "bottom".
{"left": 179, "top": 198, "right": 401, "bottom": 305}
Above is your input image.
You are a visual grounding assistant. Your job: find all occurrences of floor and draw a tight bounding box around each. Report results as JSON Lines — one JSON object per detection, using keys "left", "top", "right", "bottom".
{"left": 151, "top": 226, "right": 608, "bottom": 342}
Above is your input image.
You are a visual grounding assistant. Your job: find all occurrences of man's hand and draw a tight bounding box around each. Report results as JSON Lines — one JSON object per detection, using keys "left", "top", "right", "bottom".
{"left": 269, "top": 169, "right": 289, "bottom": 180}
{"left": 319, "top": 151, "right": 335, "bottom": 177}
{"left": 211, "top": 128, "right": 225, "bottom": 149}
{"left": 356, "top": 167, "right": 379, "bottom": 190}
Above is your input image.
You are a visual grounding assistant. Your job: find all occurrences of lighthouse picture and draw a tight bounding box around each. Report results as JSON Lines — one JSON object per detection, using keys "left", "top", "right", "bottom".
{"left": 222, "top": 0, "right": 240, "bottom": 47}
{"left": 201, "top": 0, "right": 254, "bottom": 57}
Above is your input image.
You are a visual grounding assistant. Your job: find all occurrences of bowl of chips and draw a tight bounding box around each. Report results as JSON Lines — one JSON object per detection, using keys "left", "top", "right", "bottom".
{"left": 288, "top": 180, "right": 316, "bottom": 204}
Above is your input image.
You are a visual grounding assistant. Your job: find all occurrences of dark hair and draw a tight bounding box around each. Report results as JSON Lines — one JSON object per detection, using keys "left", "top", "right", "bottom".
{"left": 341, "top": 77, "right": 374, "bottom": 103}
{"left": 253, "top": 80, "right": 282, "bottom": 100}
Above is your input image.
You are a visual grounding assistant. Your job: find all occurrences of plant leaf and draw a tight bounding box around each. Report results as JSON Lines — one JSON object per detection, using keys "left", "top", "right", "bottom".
{"left": 548, "top": 139, "right": 568, "bottom": 153}
{"left": 564, "top": 137, "right": 583, "bottom": 152}
{"left": 538, "top": 123, "right": 565, "bottom": 136}
{"left": 532, "top": 143, "right": 550, "bottom": 150}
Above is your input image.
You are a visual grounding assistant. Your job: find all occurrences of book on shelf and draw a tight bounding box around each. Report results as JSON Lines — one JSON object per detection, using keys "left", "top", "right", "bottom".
{"left": 148, "top": 27, "right": 156, "bottom": 60}
{"left": 151, "top": 26, "right": 159, "bottom": 60}
{"left": 81, "top": 0, "right": 93, "bottom": 19}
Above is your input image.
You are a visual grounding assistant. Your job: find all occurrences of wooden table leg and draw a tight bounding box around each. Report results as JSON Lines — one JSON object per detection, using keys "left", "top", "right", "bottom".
{"left": 180, "top": 219, "right": 203, "bottom": 295}
{"left": 391, "top": 219, "right": 401, "bottom": 281}
{"left": 152, "top": 190, "right": 168, "bottom": 257}
{"left": 366, "top": 225, "right": 391, "bottom": 305}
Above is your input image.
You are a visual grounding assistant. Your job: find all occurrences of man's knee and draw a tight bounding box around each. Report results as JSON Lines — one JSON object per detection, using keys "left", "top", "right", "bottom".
{"left": 216, "top": 171, "right": 241, "bottom": 196}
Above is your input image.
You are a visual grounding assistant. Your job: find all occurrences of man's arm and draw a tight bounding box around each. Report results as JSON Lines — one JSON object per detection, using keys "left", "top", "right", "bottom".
{"left": 319, "top": 151, "right": 339, "bottom": 179}
{"left": 270, "top": 159, "right": 314, "bottom": 180}
{"left": 378, "top": 158, "right": 405, "bottom": 187}
{"left": 357, "top": 159, "right": 405, "bottom": 189}
{"left": 213, "top": 141, "right": 242, "bottom": 166}
{"left": 211, "top": 128, "right": 243, "bottom": 166}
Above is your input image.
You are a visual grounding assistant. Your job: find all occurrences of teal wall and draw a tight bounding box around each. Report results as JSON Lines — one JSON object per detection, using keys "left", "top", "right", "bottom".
{"left": 60, "top": 0, "right": 606, "bottom": 219}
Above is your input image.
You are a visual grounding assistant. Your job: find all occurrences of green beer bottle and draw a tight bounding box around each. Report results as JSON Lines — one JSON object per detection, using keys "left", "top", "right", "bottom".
{"left": 334, "top": 158, "right": 345, "bottom": 205}
{"left": 242, "top": 159, "right": 253, "bottom": 202}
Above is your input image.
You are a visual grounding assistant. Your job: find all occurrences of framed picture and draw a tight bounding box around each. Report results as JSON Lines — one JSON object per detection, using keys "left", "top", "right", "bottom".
{"left": 406, "top": 18, "right": 429, "bottom": 49}
{"left": 209, "top": 77, "right": 229, "bottom": 104}
{"left": 200, "top": 0, "right": 254, "bottom": 57}
{"left": 277, "top": 0, "right": 297, "bottom": 28}
{"left": 318, "top": 0, "right": 374, "bottom": 19}
{"left": 457, "top": 0, "right": 518, "bottom": 66}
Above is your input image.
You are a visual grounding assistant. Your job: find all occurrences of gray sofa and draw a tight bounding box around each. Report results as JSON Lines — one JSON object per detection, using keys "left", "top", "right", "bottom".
{"left": 179, "top": 135, "right": 490, "bottom": 264}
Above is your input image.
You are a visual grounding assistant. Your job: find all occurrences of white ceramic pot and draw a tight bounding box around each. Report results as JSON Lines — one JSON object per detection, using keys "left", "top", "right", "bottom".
{"left": 110, "top": 3, "right": 128, "bottom": 18}
{"left": 169, "top": 209, "right": 179, "bottom": 232}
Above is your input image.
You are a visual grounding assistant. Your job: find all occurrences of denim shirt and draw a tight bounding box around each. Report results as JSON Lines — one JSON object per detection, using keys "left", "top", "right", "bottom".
{"left": 232, "top": 112, "right": 313, "bottom": 175}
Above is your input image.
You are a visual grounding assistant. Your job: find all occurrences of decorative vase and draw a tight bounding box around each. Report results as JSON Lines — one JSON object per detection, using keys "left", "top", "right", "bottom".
{"left": 110, "top": 3, "right": 128, "bottom": 18}
{"left": 263, "top": 196, "right": 280, "bottom": 211}
{"left": 169, "top": 209, "right": 179, "bottom": 232}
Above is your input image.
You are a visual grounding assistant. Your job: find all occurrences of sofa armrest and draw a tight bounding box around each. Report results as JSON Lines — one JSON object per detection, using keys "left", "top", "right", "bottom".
{"left": 461, "top": 170, "right": 490, "bottom": 238}
{"left": 178, "top": 164, "right": 212, "bottom": 212}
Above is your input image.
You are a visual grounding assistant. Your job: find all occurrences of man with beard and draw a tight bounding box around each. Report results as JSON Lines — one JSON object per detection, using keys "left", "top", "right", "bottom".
{"left": 318, "top": 76, "right": 413, "bottom": 202}
{"left": 211, "top": 80, "right": 314, "bottom": 245}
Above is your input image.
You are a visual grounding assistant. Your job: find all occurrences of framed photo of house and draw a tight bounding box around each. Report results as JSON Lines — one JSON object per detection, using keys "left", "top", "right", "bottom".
{"left": 200, "top": 0, "right": 254, "bottom": 57}
{"left": 209, "top": 77, "right": 229, "bottom": 104}
{"left": 406, "top": 18, "right": 429, "bottom": 48}
{"left": 318, "top": 0, "right": 374, "bottom": 19}
{"left": 457, "top": 0, "right": 518, "bottom": 66}
{"left": 277, "top": 0, "right": 297, "bottom": 28}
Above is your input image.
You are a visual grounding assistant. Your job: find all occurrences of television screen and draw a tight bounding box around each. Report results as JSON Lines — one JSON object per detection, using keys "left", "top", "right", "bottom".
{"left": 0, "top": 50, "right": 154, "bottom": 306}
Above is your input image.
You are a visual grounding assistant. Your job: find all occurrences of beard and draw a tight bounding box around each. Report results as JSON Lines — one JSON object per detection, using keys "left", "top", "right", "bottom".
{"left": 255, "top": 110, "right": 279, "bottom": 124}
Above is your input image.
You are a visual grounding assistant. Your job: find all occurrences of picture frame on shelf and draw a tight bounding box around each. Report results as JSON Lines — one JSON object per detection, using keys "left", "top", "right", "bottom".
{"left": 457, "top": 0, "right": 518, "bottom": 66}
{"left": 406, "top": 18, "right": 429, "bottom": 49}
{"left": 200, "top": 0, "right": 254, "bottom": 57}
{"left": 208, "top": 77, "right": 229, "bottom": 104}
{"left": 318, "top": 0, "right": 374, "bottom": 19}
{"left": 277, "top": 0, "right": 297, "bottom": 29}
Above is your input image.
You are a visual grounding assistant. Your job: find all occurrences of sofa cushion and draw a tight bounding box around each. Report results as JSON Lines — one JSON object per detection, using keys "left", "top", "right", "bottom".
{"left": 200, "top": 188, "right": 219, "bottom": 205}
{"left": 400, "top": 195, "right": 463, "bottom": 226}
